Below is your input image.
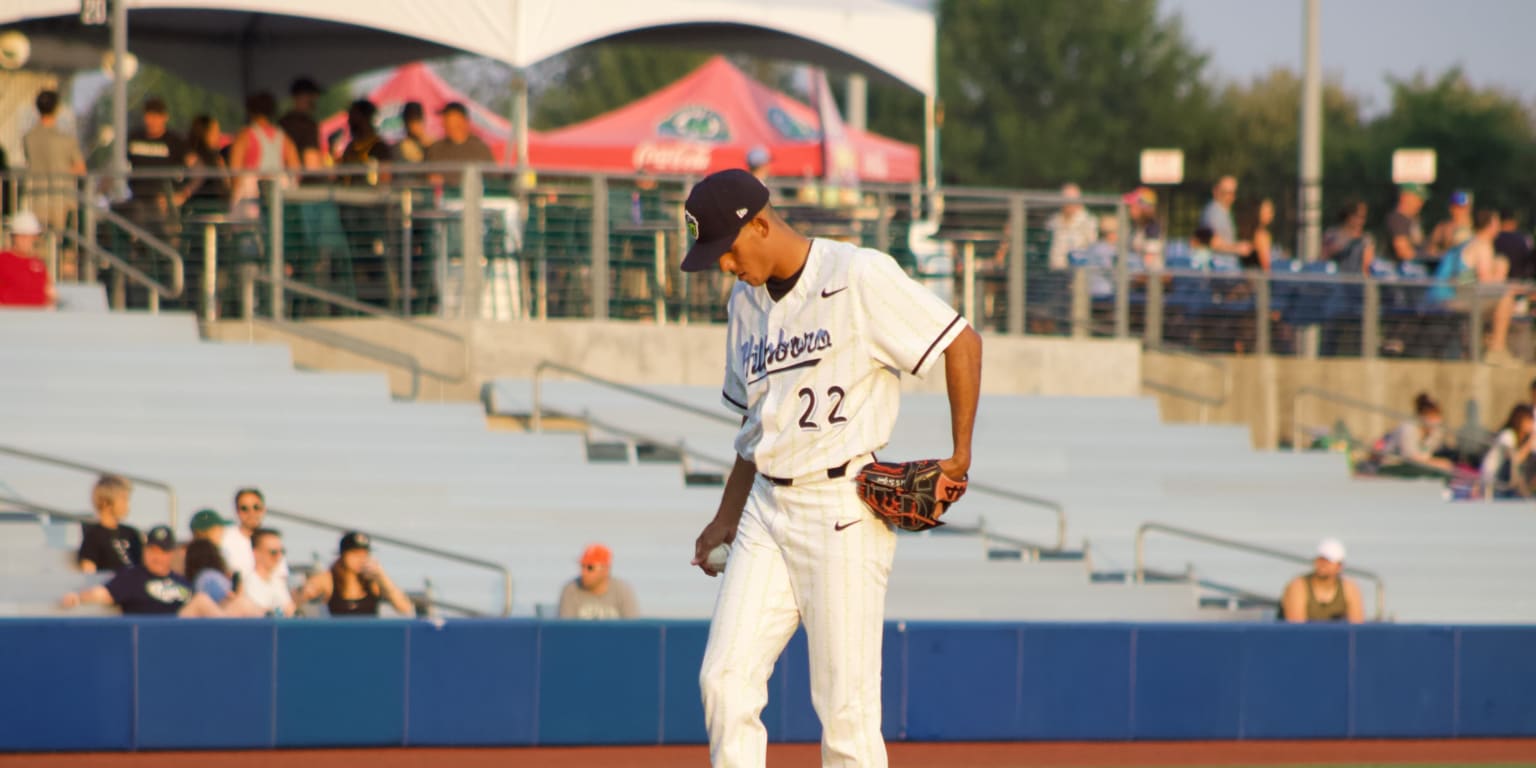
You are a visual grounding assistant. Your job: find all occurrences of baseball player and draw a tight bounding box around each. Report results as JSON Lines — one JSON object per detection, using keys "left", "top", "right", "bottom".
{"left": 684, "top": 169, "right": 981, "bottom": 767}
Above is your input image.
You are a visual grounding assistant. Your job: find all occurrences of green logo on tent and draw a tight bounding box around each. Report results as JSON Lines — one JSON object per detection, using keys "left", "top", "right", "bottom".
{"left": 767, "top": 108, "right": 818, "bottom": 141}
{"left": 659, "top": 107, "right": 730, "bottom": 142}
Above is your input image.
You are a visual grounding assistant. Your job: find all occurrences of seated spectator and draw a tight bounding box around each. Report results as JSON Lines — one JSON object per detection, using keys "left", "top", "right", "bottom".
{"left": 1046, "top": 183, "right": 1098, "bottom": 270}
{"left": 241, "top": 528, "right": 296, "bottom": 616}
{"left": 183, "top": 538, "right": 265, "bottom": 617}
{"left": 60, "top": 526, "right": 225, "bottom": 617}
{"left": 1434, "top": 210, "right": 1519, "bottom": 365}
{"left": 1188, "top": 226, "right": 1216, "bottom": 270}
{"left": 1322, "top": 200, "right": 1374, "bottom": 274}
{"left": 1280, "top": 538, "right": 1364, "bottom": 624}
{"left": 1125, "top": 186, "right": 1163, "bottom": 268}
{"left": 78, "top": 474, "right": 142, "bottom": 574}
{"left": 1376, "top": 393, "right": 1456, "bottom": 471}
{"left": 1495, "top": 209, "right": 1535, "bottom": 283}
{"left": 558, "top": 544, "right": 638, "bottom": 619}
{"left": 296, "top": 531, "right": 415, "bottom": 617}
{"left": 1481, "top": 404, "right": 1534, "bottom": 499}
{"left": 1239, "top": 198, "right": 1276, "bottom": 272}
{"left": 0, "top": 211, "right": 54, "bottom": 307}
{"left": 1428, "top": 189, "right": 1474, "bottom": 258}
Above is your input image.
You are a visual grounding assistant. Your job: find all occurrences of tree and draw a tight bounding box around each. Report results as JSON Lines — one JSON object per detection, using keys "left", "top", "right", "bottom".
{"left": 530, "top": 45, "right": 710, "bottom": 130}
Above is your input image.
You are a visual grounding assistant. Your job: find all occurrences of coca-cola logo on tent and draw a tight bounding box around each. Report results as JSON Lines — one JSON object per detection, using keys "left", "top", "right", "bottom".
{"left": 658, "top": 106, "right": 730, "bottom": 142}
{"left": 632, "top": 142, "right": 713, "bottom": 173}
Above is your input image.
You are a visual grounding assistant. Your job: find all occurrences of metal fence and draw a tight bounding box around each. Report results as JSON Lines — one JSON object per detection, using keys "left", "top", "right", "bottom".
{"left": 2, "top": 165, "right": 1524, "bottom": 362}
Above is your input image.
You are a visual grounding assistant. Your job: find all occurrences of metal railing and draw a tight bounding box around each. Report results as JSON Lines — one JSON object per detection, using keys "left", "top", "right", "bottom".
{"left": 1134, "top": 521, "right": 1387, "bottom": 621}
{"left": 93, "top": 205, "right": 188, "bottom": 303}
{"left": 58, "top": 227, "right": 184, "bottom": 312}
{"left": 0, "top": 493, "right": 92, "bottom": 524}
{"left": 966, "top": 483, "right": 1068, "bottom": 552}
{"left": 0, "top": 445, "right": 180, "bottom": 530}
{"left": 530, "top": 360, "right": 738, "bottom": 433}
{"left": 262, "top": 505, "right": 514, "bottom": 617}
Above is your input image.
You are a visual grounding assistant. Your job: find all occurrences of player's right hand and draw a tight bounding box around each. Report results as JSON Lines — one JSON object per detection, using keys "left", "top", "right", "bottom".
{"left": 691, "top": 517, "right": 738, "bottom": 577}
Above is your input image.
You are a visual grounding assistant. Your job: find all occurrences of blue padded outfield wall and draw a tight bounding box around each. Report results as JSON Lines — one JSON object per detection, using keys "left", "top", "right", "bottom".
{"left": 2, "top": 619, "right": 1535, "bottom": 751}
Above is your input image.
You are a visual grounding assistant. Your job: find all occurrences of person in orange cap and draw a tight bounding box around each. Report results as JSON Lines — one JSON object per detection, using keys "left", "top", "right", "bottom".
{"left": 557, "top": 543, "right": 638, "bottom": 619}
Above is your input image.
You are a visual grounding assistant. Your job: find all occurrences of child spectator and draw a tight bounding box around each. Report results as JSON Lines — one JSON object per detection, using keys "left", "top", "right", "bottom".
{"left": 77, "top": 474, "right": 142, "bottom": 574}
{"left": 557, "top": 544, "right": 638, "bottom": 619}
{"left": 296, "top": 531, "right": 415, "bottom": 617}
{"left": 1481, "top": 404, "right": 1534, "bottom": 499}
{"left": 61, "top": 526, "right": 225, "bottom": 617}
{"left": 1376, "top": 393, "right": 1456, "bottom": 472}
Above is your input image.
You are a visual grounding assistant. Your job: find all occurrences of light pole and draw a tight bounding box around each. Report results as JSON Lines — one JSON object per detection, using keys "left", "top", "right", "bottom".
{"left": 1298, "top": 0, "right": 1322, "bottom": 262}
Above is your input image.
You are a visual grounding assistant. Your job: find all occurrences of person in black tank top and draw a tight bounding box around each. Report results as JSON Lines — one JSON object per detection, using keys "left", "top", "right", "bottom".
{"left": 296, "top": 531, "right": 415, "bottom": 617}
{"left": 1279, "top": 538, "right": 1364, "bottom": 623}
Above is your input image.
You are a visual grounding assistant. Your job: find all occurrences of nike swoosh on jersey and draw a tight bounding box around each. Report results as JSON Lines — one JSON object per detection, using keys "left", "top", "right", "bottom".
{"left": 834, "top": 520, "right": 862, "bottom": 532}
{"left": 820, "top": 286, "right": 848, "bottom": 298}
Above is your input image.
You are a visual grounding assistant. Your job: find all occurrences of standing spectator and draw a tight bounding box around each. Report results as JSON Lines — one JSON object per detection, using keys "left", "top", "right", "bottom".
{"left": 746, "top": 145, "right": 772, "bottom": 182}
{"left": 184, "top": 114, "right": 231, "bottom": 207}
{"left": 124, "top": 97, "right": 195, "bottom": 235}
{"left": 1376, "top": 393, "right": 1455, "bottom": 471}
{"left": 338, "top": 100, "right": 391, "bottom": 183}
{"left": 425, "top": 102, "right": 494, "bottom": 188}
{"left": 219, "top": 488, "right": 265, "bottom": 576}
{"left": 1429, "top": 190, "right": 1474, "bottom": 258}
{"left": 241, "top": 528, "right": 296, "bottom": 616}
{"left": 1436, "top": 210, "right": 1518, "bottom": 364}
{"left": 279, "top": 77, "right": 325, "bottom": 172}
{"left": 1198, "top": 175, "right": 1250, "bottom": 257}
{"left": 22, "top": 89, "right": 85, "bottom": 277}
{"left": 77, "top": 474, "right": 142, "bottom": 574}
{"left": 557, "top": 544, "right": 639, "bottom": 619}
{"left": 393, "top": 102, "right": 429, "bottom": 163}
{"left": 1494, "top": 209, "right": 1535, "bottom": 282}
{"left": 1240, "top": 198, "right": 1276, "bottom": 272}
{"left": 1045, "top": 183, "right": 1098, "bottom": 270}
{"left": 229, "top": 93, "right": 299, "bottom": 218}
{"left": 60, "top": 526, "right": 224, "bottom": 617}
{"left": 296, "top": 532, "right": 415, "bottom": 617}
{"left": 1323, "top": 200, "right": 1374, "bottom": 274}
{"left": 1481, "top": 404, "right": 1534, "bottom": 499}
{"left": 1385, "top": 184, "right": 1428, "bottom": 263}
{"left": 1280, "top": 538, "right": 1364, "bottom": 624}
{"left": 0, "top": 211, "right": 54, "bottom": 307}
{"left": 1124, "top": 186, "right": 1163, "bottom": 268}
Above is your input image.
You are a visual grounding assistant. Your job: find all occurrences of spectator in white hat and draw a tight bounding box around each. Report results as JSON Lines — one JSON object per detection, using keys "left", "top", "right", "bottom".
{"left": 1280, "top": 538, "right": 1364, "bottom": 624}
{"left": 0, "top": 210, "right": 54, "bottom": 307}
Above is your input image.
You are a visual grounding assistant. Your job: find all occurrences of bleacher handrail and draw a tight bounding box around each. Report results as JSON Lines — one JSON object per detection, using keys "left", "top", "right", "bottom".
{"left": 1134, "top": 521, "right": 1387, "bottom": 621}
{"left": 57, "top": 228, "right": 183, "bottom": 311}
{"left": 965, "top": 483, "right": 1069, "bottom": 552}
{"left": 529, "top": 361, "right": 739, "bottom": 433}
{"left": 93, "top": 204, "right": 188, "bottom": 279}
{"left": 262, "top": 505, "right": 513, "bottom": 617}
{"left": 0, "top": 492, "right": 92, "bottom": 524}
{"left": 0, "top": 445, "right": 180, "bottom": 530}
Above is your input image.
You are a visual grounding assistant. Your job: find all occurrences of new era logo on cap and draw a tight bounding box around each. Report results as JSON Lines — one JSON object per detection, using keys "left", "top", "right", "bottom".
{"left": 680, "top": 169, "right": 771, "bottom": 272}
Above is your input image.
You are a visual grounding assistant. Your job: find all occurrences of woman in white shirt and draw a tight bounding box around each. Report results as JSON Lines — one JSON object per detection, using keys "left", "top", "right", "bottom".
{"left": 1481, "top": 404, "right": 1534, "bottom": 499}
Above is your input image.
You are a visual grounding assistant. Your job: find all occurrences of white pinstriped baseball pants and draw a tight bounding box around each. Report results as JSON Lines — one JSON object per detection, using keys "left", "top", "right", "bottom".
{"left": 700, "top": 462, "right": 897, "bottom": 768}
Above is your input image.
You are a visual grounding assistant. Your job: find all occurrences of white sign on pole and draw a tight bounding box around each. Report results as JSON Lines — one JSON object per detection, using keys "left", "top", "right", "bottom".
{"left": 1392, "top": 149, "right": 1437, "bottom": 184}
{"left": 81, "top": 0, "right": 109, "bottom": 25}
{"left": 1139, "top": 149, "right": 1185, "bottom": 185}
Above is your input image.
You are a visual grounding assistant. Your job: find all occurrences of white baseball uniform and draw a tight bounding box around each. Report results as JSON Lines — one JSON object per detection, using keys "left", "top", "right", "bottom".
{"left": 700, "top": 238, "right": 967, "bottom": 767}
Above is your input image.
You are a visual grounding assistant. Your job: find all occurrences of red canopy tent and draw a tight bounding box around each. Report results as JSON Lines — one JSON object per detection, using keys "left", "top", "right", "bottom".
{"left": 320, "top": 62, "right": 512, "bottom": 161}
{"left": 528, "top": 56, "right": 919, "bottom": 183}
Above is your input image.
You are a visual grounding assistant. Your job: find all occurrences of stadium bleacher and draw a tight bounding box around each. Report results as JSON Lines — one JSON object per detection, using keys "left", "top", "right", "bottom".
{"left": 5, "top": 293, "right": 1536, "bottom": 625}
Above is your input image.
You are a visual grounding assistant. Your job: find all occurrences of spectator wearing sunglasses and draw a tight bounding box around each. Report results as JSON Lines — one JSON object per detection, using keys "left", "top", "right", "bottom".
{"left": 241, "top": 528, "right": 296, "bottom": 616}
{"left": 223, "top": 487, "right": 287, "bottom": 581}
{"left": 558, "top": 544, "right": 638, "bottom": 619}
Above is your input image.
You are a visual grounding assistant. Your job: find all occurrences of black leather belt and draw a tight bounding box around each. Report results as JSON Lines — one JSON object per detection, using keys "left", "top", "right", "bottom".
{"left": 761, "top": 461, "right": 851, "bottom": 487}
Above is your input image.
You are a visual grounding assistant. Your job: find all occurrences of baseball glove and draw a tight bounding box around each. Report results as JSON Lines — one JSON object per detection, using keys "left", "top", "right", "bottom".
{"left": 854, "top": 459, "right": 968, "bottom": 532}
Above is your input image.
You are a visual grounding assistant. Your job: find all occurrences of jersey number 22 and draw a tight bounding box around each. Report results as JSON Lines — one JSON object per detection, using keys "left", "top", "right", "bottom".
{"left": 797, "top": 386, "right": 848, "bottom": 430}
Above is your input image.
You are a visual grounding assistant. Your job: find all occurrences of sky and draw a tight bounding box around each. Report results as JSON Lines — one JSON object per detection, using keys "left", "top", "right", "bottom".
{"left": 1159, "top": 0, "right": 1536, "bottom": 113}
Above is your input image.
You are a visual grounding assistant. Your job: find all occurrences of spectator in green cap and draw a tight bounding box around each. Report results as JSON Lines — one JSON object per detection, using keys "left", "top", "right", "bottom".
{"left": 1385, "top": 184, "right": 1428, "bottom": 263}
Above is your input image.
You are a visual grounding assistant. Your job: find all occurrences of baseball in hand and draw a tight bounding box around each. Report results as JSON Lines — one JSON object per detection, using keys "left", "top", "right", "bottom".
{"left": 705, "top": 543, "right": 730, "bottom": 571}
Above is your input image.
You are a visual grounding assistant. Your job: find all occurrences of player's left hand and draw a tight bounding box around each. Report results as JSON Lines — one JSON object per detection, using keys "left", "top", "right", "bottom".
{"left": 938, "top": 454, "right": 970, "bottom": 482}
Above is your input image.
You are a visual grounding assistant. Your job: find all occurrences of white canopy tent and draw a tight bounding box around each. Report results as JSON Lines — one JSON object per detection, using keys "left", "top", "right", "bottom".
{"left": 1, "top": 0, "right": 937, "bottom": 185}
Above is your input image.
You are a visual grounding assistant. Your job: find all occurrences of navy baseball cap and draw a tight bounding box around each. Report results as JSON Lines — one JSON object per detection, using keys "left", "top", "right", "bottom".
{"left": 145, "top": 525, "right": 177, "bottom": 550}
{"left": 681, "top": 169, "right": 770, "bottom": 272}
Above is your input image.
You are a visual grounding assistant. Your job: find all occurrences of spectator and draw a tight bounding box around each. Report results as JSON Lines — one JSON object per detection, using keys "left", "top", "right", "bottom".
{"left": 1240, "top": 198, "right": 1276, "bottom": 272}
{"left": 338, "top": 100, "right": 391, "bottom": 185}
{"left": 241, "top": 528, "right": 296, "bottom": 616}
{"left": 1436, "top": 210, "right": 1518, "bottom": 364}
{"left": 1046, "top": 183, "right": 1098, "bottom": 270}
{"left": 189, "top": 507, "right": 233, "bottom": 544}
{"left": 1188, "top": 226, "right": 1216, "bottom": 270}
{"left": 60, "top": 526, "right": 224, "bottom": 617}
{"left": 425, "top": 102, "right": 494, "bottom": 188}
{"left": 1494, "top": 209, "right": 1534, "bottom": 283}
{"left": 1280, "top": 538, "right": 1364, "bottom": 623}
{"left": 746, "top": 145, "right": 772, "bottom": 181}
{"left": 0, "top": 211, "right": 54, "bottom": 307}
{"left": 1377, "top": 393, "right": 1455, "bottom": 471}
{"left": 296, "top": 531, "right": 415, "bottom": 617}
{"left": 1428, "top": 190, "right": 1474, "bottom": 258}
{"left": 124, "top": 97, "right": 196, "bottom": 231}
{"left": 1323, "top": 200, "right": 1374, "bottom": 274}
{"left": 184, "top": 538, "right": 265, "bottom": 617}
{"left": 1198, "top": 175, "right": 1250, "bottom": 257}
{"left": 22, "top": 89, "right": 85, "bottom": 277}
{"left": 1481, "top": 404, "right": 1533, "bottom": 499}
{"left": 229, "top": 93, "right": 299, "bottom": 218}
{"left": 1124, "top": 186, "right": 1163, "bottom": 268}
{"left": 393, "top": 102, "right": 428, "bottom": 163}
{"left": 77, "top": 474, "right": 142, "bottom": 574}
{"left": 279, "top": 77, "right": 325, "bottom": 171}
{"left": 1385, "top": 184, "right": 1428, "bottom": 263}
{"left": 557, "top": 544, "right": 638, "bottom": 619}
{"left": 184, "top": 114, "right": 231, "bottom": 205}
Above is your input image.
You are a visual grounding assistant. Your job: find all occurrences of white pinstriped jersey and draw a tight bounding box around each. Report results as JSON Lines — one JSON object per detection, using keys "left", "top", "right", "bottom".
{"left": 721, "top": 239, "right": 968, "bottom": 479}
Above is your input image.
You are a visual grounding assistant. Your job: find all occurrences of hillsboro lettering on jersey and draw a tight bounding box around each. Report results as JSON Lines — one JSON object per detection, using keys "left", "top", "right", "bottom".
{"left": 741, "top": 328, "right": 833, "bottom": 382}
